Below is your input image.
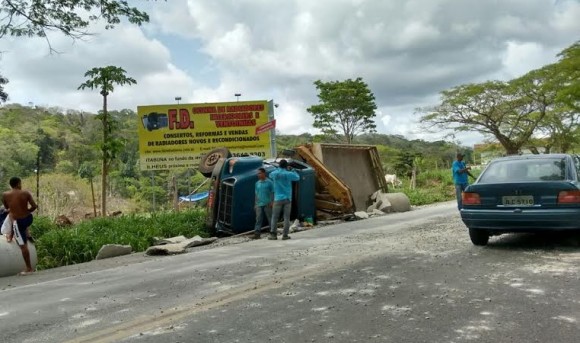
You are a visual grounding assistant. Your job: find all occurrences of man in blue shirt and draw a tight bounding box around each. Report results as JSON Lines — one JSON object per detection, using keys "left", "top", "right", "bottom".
{"left": 269, "top": 159, "right": 300, "bottom": 240}
{"left": 452, "top": 152, "right": 475, "bottom": 210}
{"left": 253, "top": 167, "right": 273, "bottom": 239}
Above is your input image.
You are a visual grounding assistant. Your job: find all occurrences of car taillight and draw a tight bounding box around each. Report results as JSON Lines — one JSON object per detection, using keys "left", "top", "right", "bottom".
{"left": 558, "top": 190, "right": 580, "bottom": 204}
{"left": 462, "top": 192, "right": 481, "bottom": 205}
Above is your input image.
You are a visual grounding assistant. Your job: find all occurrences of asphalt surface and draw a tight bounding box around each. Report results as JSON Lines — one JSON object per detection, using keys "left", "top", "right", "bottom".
{"left": 1, "top": 202, "right": 579, "bottom": 343}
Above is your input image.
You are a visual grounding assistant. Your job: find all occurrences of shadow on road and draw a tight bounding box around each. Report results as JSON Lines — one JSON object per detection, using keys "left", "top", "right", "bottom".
{"left": 487, "top": 231, "right": 580, "bottom": 251}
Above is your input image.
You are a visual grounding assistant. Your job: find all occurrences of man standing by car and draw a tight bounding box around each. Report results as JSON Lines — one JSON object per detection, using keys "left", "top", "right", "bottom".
{"left": 452, "top": 153, "right": 475, "bottom": 210}
{"left": 2, "top": 177, "right": 37, "bottom": 275}
{"left": 269, "top": 159, "right": 300, "bottom": 240}
{"left": 253, "top": 167, "right": 273, "bottom": 239}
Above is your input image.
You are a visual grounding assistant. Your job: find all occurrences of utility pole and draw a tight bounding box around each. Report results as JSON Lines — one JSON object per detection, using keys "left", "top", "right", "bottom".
{"left": 172, "top": 175, "right": 179, "bottom": 212}
{"left": 151, "top": 172, "right": 156, "bottom": 212}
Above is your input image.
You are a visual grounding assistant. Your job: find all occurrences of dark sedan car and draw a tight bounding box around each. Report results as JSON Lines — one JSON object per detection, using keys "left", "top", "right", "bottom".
{"left": 460, "top": 154, "right": 580, "bottom": 246}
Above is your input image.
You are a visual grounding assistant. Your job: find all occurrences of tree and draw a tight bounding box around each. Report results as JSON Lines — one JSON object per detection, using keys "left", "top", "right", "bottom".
{"left": 78, "top": 162, "right": 98, "bottom": 218}
{"left": 60, "top": 110, "right": 102, "bottom": 170}
{"left": 420, "top": 42, "right": 580, "bottom": 155}
{"left": 307, "top": 77, "right": 377, "bottom": 144}
{"left": 555, "top": 41, "right": 580, "bottom": 112}
{"left": 0, "top": 0, "right": 149, "bottom": 40}
{"left": 420, "top": 80, "right": 542, "bottom": 155}
{"left": 0, "top": 0, "right": 150, "bottom": 102}
{"left": 537, "top": 42, "right": 580, "bottom": 152}
{"left": 393, "top": 151, "right": 421, "bottom": 179}
{"left": 78, "top": 66, "right": 136, "bottom": 216}
{"left": 509, "top": 58, "right": 580, "bottom": 154}
{"left": 533, "top": 104, "right": 579, "bottom": 153}
{"left": 410, "top": 155, "right": 425, "bottom": 190}
{"left": 0, "top": 74, "right": 7, "bottom": 102}
{"left": 505, "top": 65, "right": 560, "bottom": 153}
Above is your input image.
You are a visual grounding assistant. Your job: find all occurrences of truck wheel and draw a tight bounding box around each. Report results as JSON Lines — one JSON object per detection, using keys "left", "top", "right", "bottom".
{"left": 468, "top": 228, "right": 489, "bottom": 246}
{"left": 199, "top": 147, "right": 231, "bottom": 177}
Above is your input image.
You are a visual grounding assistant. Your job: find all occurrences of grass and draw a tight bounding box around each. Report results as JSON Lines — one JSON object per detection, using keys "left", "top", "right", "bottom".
{"left": 403, "top": 186, "right": 455, "bottom": 206}
{"left": 31, "top": 209, "right": 208, "bottom": 270}
{"left": 392, "top": 168, "right": 481, "bottom": 206}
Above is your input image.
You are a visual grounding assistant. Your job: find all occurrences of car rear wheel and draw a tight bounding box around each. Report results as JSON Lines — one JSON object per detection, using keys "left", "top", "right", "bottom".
{"left": 468, "top": 228, "right": 489, "bottom": 246}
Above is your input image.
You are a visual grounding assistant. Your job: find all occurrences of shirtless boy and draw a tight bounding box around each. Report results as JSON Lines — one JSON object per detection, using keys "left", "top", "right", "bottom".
{"left": 2, "top": 177, "right": 37, "bottom": 274}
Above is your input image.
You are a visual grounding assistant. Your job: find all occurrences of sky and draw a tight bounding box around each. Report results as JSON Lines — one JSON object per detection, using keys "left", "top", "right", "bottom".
{"left": 0, "top": 0, "right": 579, "bottom": 147}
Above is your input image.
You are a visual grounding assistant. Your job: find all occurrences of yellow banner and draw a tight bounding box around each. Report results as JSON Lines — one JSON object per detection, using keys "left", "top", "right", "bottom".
{"left": 137, "top": 100, "right": 274, "bottom": 171}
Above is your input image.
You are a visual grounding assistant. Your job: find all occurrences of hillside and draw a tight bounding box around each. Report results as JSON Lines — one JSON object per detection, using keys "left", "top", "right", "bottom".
{"left": 0, "top": 104, "right": 469, "bottom": 218}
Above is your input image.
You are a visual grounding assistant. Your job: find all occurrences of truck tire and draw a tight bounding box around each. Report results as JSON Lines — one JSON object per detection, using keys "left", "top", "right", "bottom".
{"left": 199, "top": 148, "right": 232, "bottom": 177}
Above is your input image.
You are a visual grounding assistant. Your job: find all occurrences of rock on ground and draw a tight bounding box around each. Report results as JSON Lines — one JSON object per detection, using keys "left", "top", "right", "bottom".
{"left": 146, "top": 236, "right": 218, "bottom": 256}
{"left": 354, "top": 211, "right": 369, "bottom": 219}
{"left": 370, "top": 209, "right": 385, "bottom": 217}
{"left": 153, "top": 236, "right": 188, "bottom": 245}
{"left": 95, "top": 244, "right": 132, "bottom": 260}
{"left": 368, "top": 191, "right": 393, "bottom": 213}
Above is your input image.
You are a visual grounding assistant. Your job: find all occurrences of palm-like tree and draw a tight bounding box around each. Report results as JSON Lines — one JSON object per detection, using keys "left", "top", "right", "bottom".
{"left": 79, "top": 66, "right": 136, "bottom": 216}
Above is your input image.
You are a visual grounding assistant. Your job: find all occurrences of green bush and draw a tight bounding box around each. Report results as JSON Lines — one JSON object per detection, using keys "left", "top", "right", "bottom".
{"left": 416, "top": 169, "right": 454, "bottom": 187}
{"left": 35, "top": 209, "right": 208, "bottom": 270}
{"left": 29, "top": 216, "right": 60, "bottom": 240}
{"left": 395, "top": 168, "right": 481, "bottom": 206}
{"left": 403, "top": 186, "right": 455, "bottom": 206}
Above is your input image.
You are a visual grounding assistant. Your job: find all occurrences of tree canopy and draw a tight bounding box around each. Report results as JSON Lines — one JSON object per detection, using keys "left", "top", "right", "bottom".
{"left": 0, "top": 74, "right": 7, "bottom": 102}
{"left": 0, "top": 0, "right": 149, "bottom": 39}
{"left": 307, "top": 77, "right": 377, "bottom": 144}
{"left": 555, "top": 41, "right": 580, "bottom": 112}
{"left": 0, "top": 0, "right": 151, "bottom": 102}
{"left": 420, "top": 40, "right": 580, "bottom": 155}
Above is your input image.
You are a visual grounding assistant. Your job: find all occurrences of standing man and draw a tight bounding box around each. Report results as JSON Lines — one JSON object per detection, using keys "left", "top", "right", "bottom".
{"left": 452, "top": 153, "right": 475, "bottom": 210}
{"left": 2, "top": 177, "right": 37, "bottom": 275}
{"left": 253, "top": 167, "right": 273, "bottom": 239}
{"left": 269, "top": 159, "right": 300, "bottom": 240}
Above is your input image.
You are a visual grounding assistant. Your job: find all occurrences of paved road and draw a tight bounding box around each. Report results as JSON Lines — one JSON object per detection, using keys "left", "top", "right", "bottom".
{"left": 1, "top": 202, "right": 579, "bottom": 343}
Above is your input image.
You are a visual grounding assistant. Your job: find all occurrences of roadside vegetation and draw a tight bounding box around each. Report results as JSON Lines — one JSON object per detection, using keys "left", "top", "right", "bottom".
{"left": 398, "top": 169, "right": 456, "bottom": 206}
{"left": 26, "top": 164, "right": 478, "bottom": 270}
{"left": 394, "top": 168, "right": 482, "bottom": 206}
{"left": 30, "top": 210, "right": 208, "bottom": 270}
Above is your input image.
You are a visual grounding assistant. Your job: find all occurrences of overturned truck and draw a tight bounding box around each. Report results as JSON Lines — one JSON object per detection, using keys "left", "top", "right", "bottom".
{"left": 202, "top": 151, "right": 316, "bottom": 235}
{"left": 200, "top": 144, "right": 388, "bottom": 235}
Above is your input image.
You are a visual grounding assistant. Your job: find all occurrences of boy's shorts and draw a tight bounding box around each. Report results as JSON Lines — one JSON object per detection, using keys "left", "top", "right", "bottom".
{"left": 12, "top": 214, "right": 33, "bottom": 246}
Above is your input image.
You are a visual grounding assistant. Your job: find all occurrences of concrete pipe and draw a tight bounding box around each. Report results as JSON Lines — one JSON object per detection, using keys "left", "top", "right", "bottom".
{"left": 383, "top": 192, "right": 412, "bottom": 212}
{"left": 0, "top": 237, "right": 38, "bottom": 277}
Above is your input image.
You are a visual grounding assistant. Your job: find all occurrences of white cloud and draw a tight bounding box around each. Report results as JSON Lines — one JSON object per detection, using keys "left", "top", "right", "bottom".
{"left": 1, "top": 0, "right": 579, "bottom": 148}
{"left": 273, "top": 99, "right": 316, "bottom": 135}
{"left": 0, "top": 23, "right": 193, "bottom": 111}
{"left": 380, "top": 114, "right": 391, "bottom": 127}
{"left": 204, "top": 23, "right": 253, "bottom": 61}
{"left": 498, "top": 42, "right": 558, "bottom": 79}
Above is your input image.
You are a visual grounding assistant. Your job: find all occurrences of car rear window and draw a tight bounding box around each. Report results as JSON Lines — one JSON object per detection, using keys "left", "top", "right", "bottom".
{"left": 478, "top": 158, "right": 566, "bottom": 183}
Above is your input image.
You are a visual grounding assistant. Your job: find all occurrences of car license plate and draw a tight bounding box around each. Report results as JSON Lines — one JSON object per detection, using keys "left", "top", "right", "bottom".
{"left": 502, "top": 195, "right": 534, "bottom": 206}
